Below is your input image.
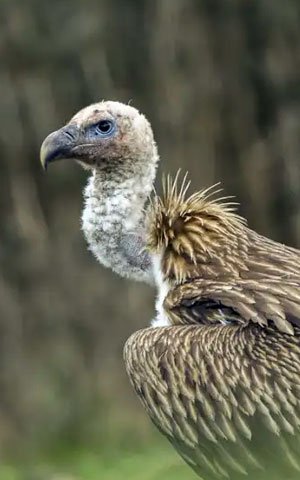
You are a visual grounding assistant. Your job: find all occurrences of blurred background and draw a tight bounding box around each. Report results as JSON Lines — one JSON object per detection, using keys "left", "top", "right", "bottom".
{"left": 1, "top": 0, "right": 300, "bottom": 478}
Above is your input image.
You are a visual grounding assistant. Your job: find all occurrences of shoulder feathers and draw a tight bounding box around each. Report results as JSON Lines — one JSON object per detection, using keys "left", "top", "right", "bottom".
{"left": 147, "top": 172, "right": 300, "bottom": 334}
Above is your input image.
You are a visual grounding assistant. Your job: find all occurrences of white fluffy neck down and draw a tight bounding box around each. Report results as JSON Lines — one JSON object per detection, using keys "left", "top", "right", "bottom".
{"left": 151, "top": 253, "right": 171, "bottom": 327}
{"left": 81, "top": 162, "right": 157, "bottom": 284}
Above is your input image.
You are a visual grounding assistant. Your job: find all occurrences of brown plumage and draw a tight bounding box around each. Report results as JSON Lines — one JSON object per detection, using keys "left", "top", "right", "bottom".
{"left": 147, "top": 173, "right": 300, "bottom": 334}
{"left": 41, "top": 101, "right": 300, "bottom": 479}
{"left": 125, "top": 324, "right": 300, "bottom": 480}
{"left": 124, "top": 173, "right": 300, "bottom": 479}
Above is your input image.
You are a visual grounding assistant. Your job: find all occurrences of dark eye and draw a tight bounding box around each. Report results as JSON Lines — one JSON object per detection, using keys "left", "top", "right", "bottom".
{"left": 95, "top": 120, "right": 115, "bottom": 136}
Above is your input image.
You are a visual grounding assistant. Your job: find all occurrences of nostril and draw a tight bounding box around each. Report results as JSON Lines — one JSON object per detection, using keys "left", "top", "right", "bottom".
{"left": 63, "top": 125, "right": 79, "bottom": 142}
{"left": 64, "top": 130, "right": 76, "bottom": 141}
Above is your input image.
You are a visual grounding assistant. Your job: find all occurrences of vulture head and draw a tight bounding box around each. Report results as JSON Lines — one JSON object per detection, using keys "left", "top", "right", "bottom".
{"left": 40, "top": 101, "right": 158, "bottom": 176}
{"left": 40, "top": 101, "right": 159, "bottom": 283}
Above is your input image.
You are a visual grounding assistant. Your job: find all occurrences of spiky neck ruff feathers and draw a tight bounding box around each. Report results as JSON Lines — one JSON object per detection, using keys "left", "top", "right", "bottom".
{"left": 40, "top": 101, "right": 159, "bottom": 283}
{"left": 147, "top": 173, "right": 300, "bottom": 334}
{"left": 148, "top": 173, "right": 248, "bottom": 283}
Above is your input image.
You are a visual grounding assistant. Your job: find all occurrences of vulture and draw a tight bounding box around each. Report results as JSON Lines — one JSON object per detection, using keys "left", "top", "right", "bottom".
{"left": 40, "top": 101, "right": 300, "bottom": 480}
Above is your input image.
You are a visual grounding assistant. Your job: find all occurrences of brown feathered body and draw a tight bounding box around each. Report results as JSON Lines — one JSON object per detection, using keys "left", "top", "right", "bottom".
{"left": 125, "top": 323, "right": 300, "bottom": 480}
{"left": 124, "top": 174, "right": 300, "bottom": 479}
{"left": 40, "top": 102, "right": 300, "bottom": 479}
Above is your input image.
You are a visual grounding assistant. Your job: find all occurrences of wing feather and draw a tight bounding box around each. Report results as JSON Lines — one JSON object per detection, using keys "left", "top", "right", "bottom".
{"left": 165, "top": 278, "right": 300, "bottom": 334}
{"left": 124, "top": 324, "right": 300, "bottom": 480}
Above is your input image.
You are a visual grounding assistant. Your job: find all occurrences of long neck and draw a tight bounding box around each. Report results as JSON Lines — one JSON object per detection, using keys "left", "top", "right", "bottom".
{"left": 81, "top": 158, "right": 157, "bottom": 284}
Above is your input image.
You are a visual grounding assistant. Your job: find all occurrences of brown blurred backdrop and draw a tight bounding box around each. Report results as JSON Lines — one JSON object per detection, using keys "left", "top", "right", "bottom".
{"left": 0, "top": 0, "right": 300, "bottom": 463}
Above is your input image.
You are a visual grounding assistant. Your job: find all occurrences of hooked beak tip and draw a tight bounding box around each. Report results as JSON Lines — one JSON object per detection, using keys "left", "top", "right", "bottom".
{"left": 40, "top": 125, "right": 79, "bottom": 170}
{"left": 40, "top": 141, "right": 50, "bottom": 171}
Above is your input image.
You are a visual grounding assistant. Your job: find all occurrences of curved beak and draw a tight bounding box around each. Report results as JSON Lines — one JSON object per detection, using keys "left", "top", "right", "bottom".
{"left": 40, "top": 124, "right": 80, "bottom": 170}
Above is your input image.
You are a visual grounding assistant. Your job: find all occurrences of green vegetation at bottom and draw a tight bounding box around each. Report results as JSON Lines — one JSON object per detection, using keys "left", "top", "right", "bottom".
{"left": 0, "top": 443, "right": 197, "bottom": 480}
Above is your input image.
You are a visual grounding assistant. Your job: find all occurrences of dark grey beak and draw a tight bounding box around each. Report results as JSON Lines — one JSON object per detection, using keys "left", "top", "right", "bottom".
{"left": 40, "top": 124, "right": 80, "bottom": 170}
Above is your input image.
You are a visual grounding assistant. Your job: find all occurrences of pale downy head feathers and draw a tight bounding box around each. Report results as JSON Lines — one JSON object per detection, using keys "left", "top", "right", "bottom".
{"left": 40, "top": 100, "right": 159, "bottom": 179}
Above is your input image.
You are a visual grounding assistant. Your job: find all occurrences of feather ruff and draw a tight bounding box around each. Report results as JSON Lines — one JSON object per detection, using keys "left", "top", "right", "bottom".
{"left": 147, "top": 171, "right": 300, "bottom": 334}
{"left": 147, "top": 171, "right": 246, "bottom": 283}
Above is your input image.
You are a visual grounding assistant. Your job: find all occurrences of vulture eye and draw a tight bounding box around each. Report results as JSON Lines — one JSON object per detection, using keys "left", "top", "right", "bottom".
{"left": 94, "top": 120, "right": 115, "bottom": 136}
